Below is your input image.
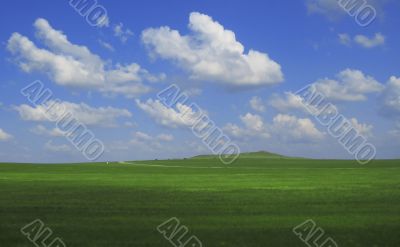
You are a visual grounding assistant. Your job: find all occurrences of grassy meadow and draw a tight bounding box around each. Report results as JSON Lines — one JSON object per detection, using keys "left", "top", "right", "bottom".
{"left": 0, "top": 153, "right": 399, "bottom": 246}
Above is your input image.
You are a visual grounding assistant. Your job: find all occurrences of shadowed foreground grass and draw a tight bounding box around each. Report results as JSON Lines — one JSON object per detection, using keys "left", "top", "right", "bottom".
{"left": 0, "top": 158, "right": 399, "bottom": 246}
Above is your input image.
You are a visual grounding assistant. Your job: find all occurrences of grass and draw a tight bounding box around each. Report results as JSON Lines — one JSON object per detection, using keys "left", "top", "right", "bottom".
{"left": 0, "top": 156, "right": 399, "bottom": 246}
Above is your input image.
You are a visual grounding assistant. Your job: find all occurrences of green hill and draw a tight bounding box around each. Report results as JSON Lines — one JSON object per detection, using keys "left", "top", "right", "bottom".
{"left": 191, "top": 150, "right": 296, "bottom": 159}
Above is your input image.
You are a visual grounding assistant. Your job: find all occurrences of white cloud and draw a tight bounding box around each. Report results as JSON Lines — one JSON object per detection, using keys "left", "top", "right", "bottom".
{"left": 388, "top": 121, "right": 400, "bottom": 137}
{"left": 124, "top": 121, "right": 137, "bottom": 128}
{"left": 182, "top": 88, "right": 203, "bottom": 97}
{"left": 272, "top": 114, "right": 325, "bottom": 142}
{"left": 114, "top": 23, "right": 134, "bottom": 43}
{"left": 224, "top": 113, "right": 324, "bottom": 142}
{"left": 0, "top": 128, "right": 13, "bottom": 141}
{"left": 157, "top": 133, "right": 174, "bottom": 142}
{"left": 224, "top": 113, "right": 270, "bottom": 140}
{"left": 269, "top": 92, "right": 310, "bottom": 113}
{"left": 133, "top": 131, "right": 152, "bottom": 141}
{"left": 44, "top": 140, "right": 71, "bottom": 152}
{"left": 349, "top": 118, "right": 373, "bottom": 137}
{"left": 307, "top": 0, "right": 388, "bottom": 20}
{"left": 7, "top": 18, "right": 161, "bottom": 98}
{"left": 241, "top": 113, "right": 266, "bottom": 133}
{"left": 388, "top": 129, "right": 400, "bottom": 138}
{"left": 132, "top": 131, "right": 173, "bottom": 142}
{"left": 130, "top": 131, "right": 174, "bottom": 149}
{"left": 340, "top": 33, "right": 385, "bottom": 48}
{"left": 136, "top": 99, "right": 202, "bottom": 128}
{"left": 98, "top": 39, "right": 115, "bottom": 51}
{"left": 306, "top": 0, "right": 345, "bottom": 20}
{"left": 30, "top": 125, "right": 66, "bottom": 137}
{"left": 142, "top": 12, "right": 283, "bottom": 87}
{"left": 312, "top": 69, "right": 384, "bottom": 101}
{"left": 381, "top": 76, "right": 400, "bottom": 117}
{"left": 14, "top": 100, "right": 132, "bottom": 127}
{"left": 354, "top": 33, "right": 385, "bottom": 48}
{"left": 249, "top": 96, "right": 266, "bottom": 112}
{"left": 338, "top": 33, "right": 351, "bottom": 46}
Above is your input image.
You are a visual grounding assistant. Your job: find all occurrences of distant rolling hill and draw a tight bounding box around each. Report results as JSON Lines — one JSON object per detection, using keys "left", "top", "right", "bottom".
{"left": 191, "top": 151, "right": 302, "bottom": 159}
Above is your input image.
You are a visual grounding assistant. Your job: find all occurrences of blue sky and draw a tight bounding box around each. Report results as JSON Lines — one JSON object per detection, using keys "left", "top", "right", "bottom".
{"left": 0, "top": 0, "right": 399, "bottom": 162}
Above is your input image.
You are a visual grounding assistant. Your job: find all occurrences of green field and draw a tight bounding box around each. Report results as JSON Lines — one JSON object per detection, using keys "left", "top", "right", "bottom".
{"left": 0, "top": 153, "right": 399, "bottom": 246}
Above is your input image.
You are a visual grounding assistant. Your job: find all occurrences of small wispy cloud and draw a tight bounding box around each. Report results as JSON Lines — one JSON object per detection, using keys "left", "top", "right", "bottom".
{"left": 98, "top": 39, "right": 115, "bottom": 51}
{"left": 113, "top": 23, "right": 134, "bottom": 43}
{"left": 338, "top": 33, "right": 385, "bottom": 48}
